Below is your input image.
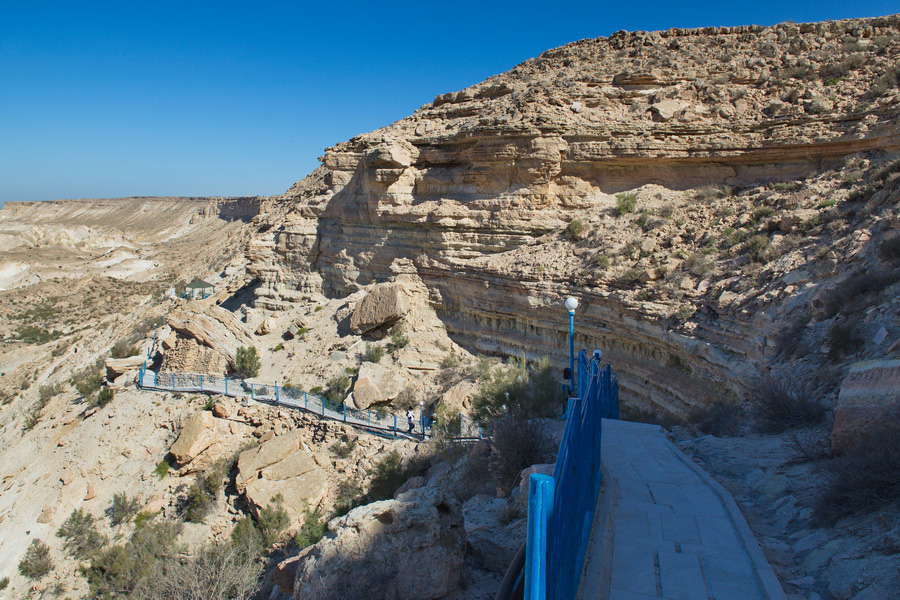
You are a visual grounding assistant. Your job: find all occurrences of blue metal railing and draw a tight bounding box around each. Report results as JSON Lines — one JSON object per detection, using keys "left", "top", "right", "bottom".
{"left": 136, "top": 365, "right": 480, "bottom": 440}
{"left": 525, "top": 349, "right": 619, "bottom": 600}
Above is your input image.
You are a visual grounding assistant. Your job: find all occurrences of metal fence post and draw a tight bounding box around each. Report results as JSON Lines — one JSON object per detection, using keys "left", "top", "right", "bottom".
{"left": 251, "top": 384, "right": 254, "bottom": 400}
{"left": 225, "top": 378, "right": 228, "bottom": 395}
{"left": 321, "top": 399, "right": 325, "bottom": 416}
{"left": 343, "top": 404, "right": 346, "bottom": 421}
{"left": 525, "top": 474, "right": 555, "bottom": 600}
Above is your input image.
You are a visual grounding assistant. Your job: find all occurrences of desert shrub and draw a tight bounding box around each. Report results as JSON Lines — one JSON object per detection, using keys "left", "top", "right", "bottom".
{"left": 38, "top": 382, "right": 62, "bottom": 403}
{"left": 109, "top": 493, "right": 142, "bottom": 526}
{"left": 323, "top": 374, "right": 350, "bottom": 403}
{"left": 827, "top": 322, "right": 863, "bottom": 362}
{"left": 234, "top": 346, "right": 260, "bottom": 379}
{"left": 388, "top": 327, "right": 409, "bottom": 352}
{"left": 787, "top": 428, "right": 833, "bottom": 463}
{"left": 820, "top": 271, "right": 900, "bottom": 319}
{"left": 367, "top": 450, "right": 431, "bottom": 502}
{"left": 74, "top": 371, "right": 103, "bottom": 399}
{"left": 84, "top": 520, "right": 184, "bottom": 598}
{"left": 694, "top": 185, "right": 729, "bottom": 203}
{"left": 18, "top": 539, "right": 53, "bottom": 579}
{"left": 333, "top": 479, "right": 365, "bottom": 517}
{"left": 491, "top": 416, "right": 552, "bottom": 493}
{"left": 621, "top": 268, "right": 643, "bottom": 286}
{"left": 154, "top": 457, "right": 172, "bottom": 479}
{"left": 815, "top": 419, "right": 900, "bottom": 524}
{"left": 330, "top": 436, "right": 357, "bottom": 459}
{"left": 294, "top": 506, "right": 326, "bottom": 549}
{"left": 272, "top": 343, "right": 284, "bottom": 352}
{"left": 471, "top": 356, "right": 563, "bottom": 426}
{"left": 594, "top": 254, "right": 610, "bottom": 270}
{"left": 110, "top": 340, "right": 140, "bottom": 359}
{"left": 751, "top": 375, "right": 824, "bottom": 433}
{"left": 363, "top": 343, "right": 384, "bottom": 363}
{"left": 257, "top": 494, "right": 291, "bottom": 546}
{"left": 130, "top": 541, "right": 262, "bottom": 600}
{"left": 774, "top": 316, "right": 810, "bottom": 360}
{"left": 747, "top": 235, "right": 772, "bottom": 262}
{"left": 92, "top": 386, "right": 115, "bottom": 408}
{"left": 773, "top": 181, "right": 802, "bottom": 192}
{"left": 0, "top": 576, "right": 8, "bottom": 589}
{"left": 688, "top": 401, "right": 744, "bottom": 437}
{"left": 440, "top": 352, "right": 460, "bottom": 369}
{"left": 230, "top": 516, "right": 264, "bottom": 555}
{"left": 57, "top": 509, "right": 107, "bottom": 559}
{"left": 566, "top": 218, "right": 587, "bottom": 239}
{"left": 615, "top": 193, "right": 638, "bottom": 216}
{"left": 182, "top": 460, "right": 227, "bottom": 523}
{"left": 684, "top": 252, "right": 715, "bottom": 278}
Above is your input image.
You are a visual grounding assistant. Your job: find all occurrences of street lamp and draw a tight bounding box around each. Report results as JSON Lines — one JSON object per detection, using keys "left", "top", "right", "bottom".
{"left": 565, "top": 296, "right": 578, "bottom": 396}
{"left": 419, "top": 401, "right": 425, "bottom": 436}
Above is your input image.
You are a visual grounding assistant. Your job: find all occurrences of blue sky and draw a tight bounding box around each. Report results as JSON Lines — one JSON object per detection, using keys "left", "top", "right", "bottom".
{"left": 1, "top": 1, "right": 896, "bottom": 205}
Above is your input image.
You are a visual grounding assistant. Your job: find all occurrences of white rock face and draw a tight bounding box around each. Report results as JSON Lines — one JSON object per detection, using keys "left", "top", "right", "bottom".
{"left": 349, "top": 282, "right": 411, "bottom": 334}
{"left": 352, "top": 362, "right": 406, "bottom": 409}
{"left": 292, "top": 487, "right": 466, "bottom": 600}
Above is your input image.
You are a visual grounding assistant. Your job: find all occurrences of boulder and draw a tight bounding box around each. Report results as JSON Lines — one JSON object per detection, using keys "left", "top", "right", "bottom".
{"left": 831, "top": 359, "right": 900, "bottom": 454}
{"left": 440, "top": 381, "right": 478, "bottom": 413}
{"left": 170, "top": 411, "right": 219, "bottom": 466}
{"left": 293, "top": 487, "right": 466, "bottom": 600}
{"left": 352, "top": 362, "right": 406, "bottom": 410}
{"left": 463, "top": 494, "right": 525, "bottom": 574}
{"left": 235, "top": 431, "right": 302, "bottom": 492}
{"left": 105, "top": 355, "right": 146, "bottom": 379}
{"left": 349, "top": 282, "right": 411, "bottom": 334}
{"left": 650, "top": 99, "right": 688, "bottom": 122}
{"left": 255, "top": 318, "right": 272, "bottom": 335}
{"left": 165, "top": 305, "right": 255, "bottom": 370}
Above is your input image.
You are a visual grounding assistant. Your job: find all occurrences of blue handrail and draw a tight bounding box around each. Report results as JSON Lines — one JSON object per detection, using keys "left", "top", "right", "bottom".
{"left": 525, "top": 349, "right": 619, "bottom": 600}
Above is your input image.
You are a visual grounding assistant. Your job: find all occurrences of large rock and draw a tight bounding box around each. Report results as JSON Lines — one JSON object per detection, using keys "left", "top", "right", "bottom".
{"left": 292, "top": 487, "right": 466, "bottom": 600}
{"left": 236, "top": 431, "right": 327, "bottom": 522}
{"left": 164, "top": 304, "right": 255, "bottom": 371}
{"left": 105, "top": 355, "right": 146, "bottom": 379}
{"left": 832, "top": 359, "right": 900, "bottom": 454}
{"left": 349, "top": 282, "right": 411, "bottom": 334}
{"left": 169, "top": 411, "right": 220, "bottom": 466}
{"left": 463, "top": 494, "right": 525, "bottom": 574}
{"left": 352, "top": 362, "right": 406, "bottom": 410}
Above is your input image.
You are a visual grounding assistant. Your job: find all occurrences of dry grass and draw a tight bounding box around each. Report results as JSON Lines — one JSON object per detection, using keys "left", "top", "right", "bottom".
{"left": 750, "top": 375, "right": 824, "bottom": 434}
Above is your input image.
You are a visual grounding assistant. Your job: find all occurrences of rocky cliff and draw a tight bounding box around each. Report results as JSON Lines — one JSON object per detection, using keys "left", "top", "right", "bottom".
{"left": 248, "top": 16, "right": 900, "bottom": 415}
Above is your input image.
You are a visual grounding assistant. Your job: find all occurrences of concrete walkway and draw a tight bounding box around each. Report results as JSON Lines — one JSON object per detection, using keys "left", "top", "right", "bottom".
{"left": 578, "top": 420, "right": 786, "bottom": 600}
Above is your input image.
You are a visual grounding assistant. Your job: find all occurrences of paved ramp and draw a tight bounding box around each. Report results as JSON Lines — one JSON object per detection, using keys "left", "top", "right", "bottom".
{"left": 578, "top": 420, "right": 785, "bottom": 600}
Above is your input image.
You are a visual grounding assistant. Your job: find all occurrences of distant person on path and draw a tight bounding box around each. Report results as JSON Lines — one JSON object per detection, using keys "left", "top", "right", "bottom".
{"left": 407, "top": 409, "right": 415, "bottom": 433}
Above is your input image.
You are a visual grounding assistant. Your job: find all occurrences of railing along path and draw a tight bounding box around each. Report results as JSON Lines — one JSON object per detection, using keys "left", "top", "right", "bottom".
{"left": 137, "top": 366, "right": 482, "bottom": 441}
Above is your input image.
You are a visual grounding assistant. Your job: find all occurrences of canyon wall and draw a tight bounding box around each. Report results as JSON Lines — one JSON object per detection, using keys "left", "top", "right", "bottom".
{"left": 249, "top": 16, "right": 900, "bottom": 415}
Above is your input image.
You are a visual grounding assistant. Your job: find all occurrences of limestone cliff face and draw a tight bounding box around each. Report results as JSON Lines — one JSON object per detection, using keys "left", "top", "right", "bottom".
{"left": 250, "top": 16, "right": 900, "bottom": 414}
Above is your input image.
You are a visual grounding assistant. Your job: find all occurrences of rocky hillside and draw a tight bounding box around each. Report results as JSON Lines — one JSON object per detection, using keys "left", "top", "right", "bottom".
{"left": 250, "top": 15, "right": 900, "bottom": 418}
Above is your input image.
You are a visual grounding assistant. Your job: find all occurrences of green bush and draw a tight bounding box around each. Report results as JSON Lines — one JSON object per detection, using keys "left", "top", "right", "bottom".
{"left": 74, "top": 371, "right": 103, "bottom": 399}
{"left": 0, "top": 576, "right": 8, "bottom": 590}
{"left": 110, "top": 340, "right": 140, "bottom": 359}
{"left": 231, "top": 516, "right": 264, "bottom": 555}
{"left": 92, "top": 386, "right": 115, "bottom": 408}
{"left": 594, "top": 254, "right": 610, "bottom": 269}
{"left": 84, "top": 520, "right": 182, "bottom": 598}
{"left": 747, "top": 235, "right": 772, "bottom": 262}
{"left": 257, "top": 494, "right": 290, "bottom": 546}
{"left": 615, "top": 193, "right": 638, "bottom": 215}
{"left": 491, "top": 416, "right": 552, "bottom": 493}
{"left": 333, "top": 480, "right": 365, "bottom": 517}
{"left": 109, "top": 493, "right": 142, "bottom": 526}
{"left": 58, "top": 509, "right": 107, "bottom": 559}
{"left": 182, "top": 461, "right": 227, "bottom": 523}
{"left": 330, "top": 437, "right": 357, "bottom": 459}
{"left": 154, "top": 457, "right": 172, "bottom": 479}
{"left": 324, "top": 374, "right": 350, "bottom": 404}
{"left": 294, "top": 507, "right": 326, "bottom": 549}
{"left": 363, "top": 343, "right": 384, "bottom": 363}
{"left": 471, "top": 356, "right": 563, "bottom": 426}
{"left": 18, "top": 539, "right": 53, "bottom": 579}
{"left": 566, "top": 218, "right": 587, "bottom": 239}
{"left": 389, "top": 328, "right": 409, "bottom": 353}
{"left": 235, "top": 346, "right": 260, "bottom": 379}
{"left": 827, "top": 322, "right": 863, "bottom": 362}
{"left": 367, "top": 450, "right": 431, "bottom": 502}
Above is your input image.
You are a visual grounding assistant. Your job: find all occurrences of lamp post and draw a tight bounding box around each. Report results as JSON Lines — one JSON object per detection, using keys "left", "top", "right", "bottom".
{"left": 565, "top": 296, "right": 578, "bottom": 396}
{"left": 419, "top": 401, "right": 425, "bottom": 436}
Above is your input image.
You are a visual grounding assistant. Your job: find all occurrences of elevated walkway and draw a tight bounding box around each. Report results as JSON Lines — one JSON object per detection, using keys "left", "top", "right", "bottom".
{"left": 578, "top": 420, "right": 785, "bottom": 600}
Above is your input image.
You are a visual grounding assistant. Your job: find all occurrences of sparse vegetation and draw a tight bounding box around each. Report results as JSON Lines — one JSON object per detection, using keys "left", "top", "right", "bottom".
{"left": 622, "top": 268, "right": 643, "bottom": 286}
{"left": 110, "top": 339, "right": 140, "bottom": 359}
{"left": 154, "top": 457, "right": 172, "bottom": 479}
{"left": 323, "top": 374, "right": 350, "bottom": 403}
{"left": 58, "top": 509, "right": 107, "bottom": 560}
{"left": 234, "top": 346, "right": 260, "bottom": 379}
{"left": 109, "top": 493, "right": 142, "bottom": 526}
{"left": 594, "top": 254, "right": 610, "bottom": 270}
{"left": 0, "top": 576, "right": 8, "bottom": 590}
{"left": 388, "top": 327, "right": 409, "bottom": 353}
{"left": 182, "top": 460, "right": 227, "bottom": 523}
{"left": 363, "top": 343, "right": 384, "bottom": 363}
{"left": 471, "top": 356, "right": 563, "bottom": 425}
{"left": 294, "top": 506, "right": 327, "bottom": 549}
{"left": 566, "top": 218, "right": 587, "bottom": 239}
{"left": 827, "top": 321, "right": 863, "bottom": 362}
{"left": 751, "top": 375, "right": 824, "bottom": 434}
{"left": 367, "top": 450, "right": 431, "bottom": 502}
{"left": 92, "top": 386, "right": 115, "bottom": 408}
{"left": 615, "top": 192, "right": 638, "bottom": 216}
{"left": 491, "top": 416, "right": 552, "bottom": 493}
{"left": 747, "top": 234, "right": 772, "bottom": 262}
{"left": 330, "top": 436, "right": 357, "bottom": 459}
{"left": 18, "top": 539, "right": 53, "bottom": 579}
{"left": 688, "top": 401, "right": 744, "bottom": 437}
{"left": 257, "top": 494, "right": 291, "bottom": 546}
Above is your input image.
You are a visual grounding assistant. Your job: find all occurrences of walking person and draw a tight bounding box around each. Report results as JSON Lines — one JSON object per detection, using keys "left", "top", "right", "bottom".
{"left": 407, "top": 409, "right": 415, "bottom": 434}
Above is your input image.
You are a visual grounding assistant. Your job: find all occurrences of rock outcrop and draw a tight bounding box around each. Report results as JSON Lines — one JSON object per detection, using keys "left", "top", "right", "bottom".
{"left": 161, "top": 304, "right": 255, "bottom": 374}
{"left": 352, "top": 362, "right": 406, "bottom": 409}
{"left": 831, "top": 359, "right": 900, "bottom": 453}
{"left": 349, "top": 282, "right": 411, "bottom": 334}
{"left": 292, "top": 487, "right": 466, "bottom": 600}
{"left": 236, "top": 431, "right": 327, "bottom": 521}
{"left": 169, "top": 411, "right": 221, "bottom": 466}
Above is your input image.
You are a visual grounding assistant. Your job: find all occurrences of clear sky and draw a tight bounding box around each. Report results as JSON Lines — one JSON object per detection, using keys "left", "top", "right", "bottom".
{"left": 1, "top": 1, "right": 896, "bottom": 205}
